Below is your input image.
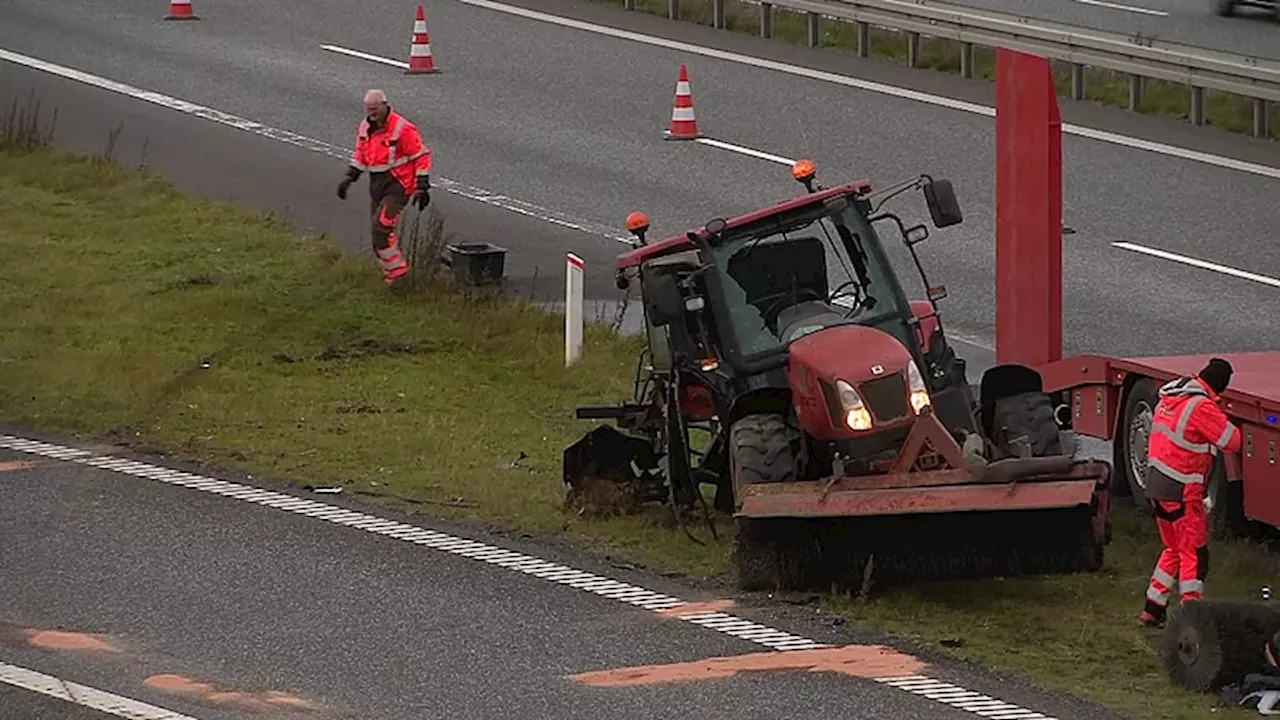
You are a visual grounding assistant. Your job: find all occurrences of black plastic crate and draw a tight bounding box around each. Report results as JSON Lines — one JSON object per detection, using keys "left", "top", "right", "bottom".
{"left": 445, "top": 242, "right": 508, "bottom": 286}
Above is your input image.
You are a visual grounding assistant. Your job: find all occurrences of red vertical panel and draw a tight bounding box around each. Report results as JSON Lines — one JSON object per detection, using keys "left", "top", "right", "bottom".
{"left": 995, "top": 48, "right": 1063, "bottom": 368}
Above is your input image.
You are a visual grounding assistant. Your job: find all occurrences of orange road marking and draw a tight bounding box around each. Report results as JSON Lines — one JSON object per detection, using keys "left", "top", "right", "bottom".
{"left": 656, "top": 599, "right": 736, "bottom": 617}
{"left": 25, "top": 630, "right": 123, "bottom": 654}
{"left": 569, "top": 644, "right": 928, "bottom": 687}
{"left": 144, "top": 674, "right": 322, "bottom": 713}
{"left": 0, "top": 460, "right": 48, "bottom": 472}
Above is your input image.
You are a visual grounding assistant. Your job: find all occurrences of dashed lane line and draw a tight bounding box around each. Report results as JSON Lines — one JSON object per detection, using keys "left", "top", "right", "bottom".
{"left": 1, "top": 433, "right": 1059, "bottom": 720}
{"left": 0, "top": 661, "right": 204, "bottom": 720}
{"left": 0, "top": 46, "right": 634, "bottom": 247}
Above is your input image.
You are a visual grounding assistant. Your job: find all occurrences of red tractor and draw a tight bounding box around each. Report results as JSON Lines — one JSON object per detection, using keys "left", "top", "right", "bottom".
{"left": 564, "top": 161, "right": 1113, "bottom": 591}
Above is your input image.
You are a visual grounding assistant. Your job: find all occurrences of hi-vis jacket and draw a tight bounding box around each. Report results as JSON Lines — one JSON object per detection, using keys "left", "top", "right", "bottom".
{"left": 349, "top": 110, "right": 431, "bottom": 196}
{"left": 1144, "top": 376, "right": 1243, "bottom": 501}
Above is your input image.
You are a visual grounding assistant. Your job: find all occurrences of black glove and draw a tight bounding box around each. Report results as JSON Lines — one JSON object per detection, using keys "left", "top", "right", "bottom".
{"left": 337, "top": 167, "right": 361, "bottom": 200}
{"left": 413, "top": 175, "right": 431, "bottom": 210}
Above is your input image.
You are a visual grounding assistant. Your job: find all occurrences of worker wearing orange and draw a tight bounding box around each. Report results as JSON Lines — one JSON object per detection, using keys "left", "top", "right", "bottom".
{"left": 337, "top": 89, "right": 432, "bottom": 289}
{"left": 1139, "top": 358, "right": 1242, "bottom": 628}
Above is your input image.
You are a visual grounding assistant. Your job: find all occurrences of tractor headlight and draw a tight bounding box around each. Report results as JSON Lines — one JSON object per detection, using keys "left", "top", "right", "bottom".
{"left": 907, "top": 360, "right": 932, "bottom": 414}
{"left": 835, "top": 380, "right": 873, "bottom": 431}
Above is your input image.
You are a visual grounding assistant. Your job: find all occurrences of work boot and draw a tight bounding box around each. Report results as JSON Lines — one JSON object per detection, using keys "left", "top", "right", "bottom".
{"left": 1138, "top": 609, "right": 1164, "bottom": 628}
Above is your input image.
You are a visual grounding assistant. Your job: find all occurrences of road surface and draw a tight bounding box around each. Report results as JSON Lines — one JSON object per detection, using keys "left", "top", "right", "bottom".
{"left": 948, "top": 0, "right": 1279, "bottom": 57}
{"left": 4, "top": 0, "right": 1279, "bottom": 366}
{"left": 0, "top": 434, "right": 1125, "bottom": 719}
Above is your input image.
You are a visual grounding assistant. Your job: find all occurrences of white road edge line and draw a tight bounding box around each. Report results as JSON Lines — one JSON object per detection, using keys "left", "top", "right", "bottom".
{"left": 0, "top": 47, "right": 633, "bottom": 247}
{"left": 0, "top": 433, "right": 1058, "bottom": 720}
{"left": 320, "top": 43, "right": 410, "bottom": 69}
{"left": 1112, "top": 241, "right": 1280, "bottom": 288}
{"left": 1073, "top": 0, "right": 1169, "bottom": 17}
{"left": 0, "top": 661, "right": 205, "bottom": 720}
{"left": 454, "top": 0, "right": 1280, "bottom": 182}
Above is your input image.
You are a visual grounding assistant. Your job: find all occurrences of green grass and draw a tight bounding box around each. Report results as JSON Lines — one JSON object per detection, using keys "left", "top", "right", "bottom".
{"left": 599, "top": 0, "right": 1279, "bottom": 140}
{"left": 1, "top": 104, "right": 1277, "bottom": 720}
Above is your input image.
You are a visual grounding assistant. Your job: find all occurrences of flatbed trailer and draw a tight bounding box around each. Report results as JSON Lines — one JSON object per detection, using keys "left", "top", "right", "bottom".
{"left": 992, "top": 48, "right": 1280, "bottom": 539}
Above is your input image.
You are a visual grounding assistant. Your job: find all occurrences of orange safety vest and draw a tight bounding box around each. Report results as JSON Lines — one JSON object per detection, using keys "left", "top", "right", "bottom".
{"left": 349, "top": 110, "right": 432, "bottom": 195}
{"left": 1145, "top": 376, "right": 1242, "bottom": 499}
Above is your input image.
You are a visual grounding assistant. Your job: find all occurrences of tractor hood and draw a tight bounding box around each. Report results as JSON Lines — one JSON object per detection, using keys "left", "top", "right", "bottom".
{"left": 787, "top": 324, "right": 920, "bottom": 439}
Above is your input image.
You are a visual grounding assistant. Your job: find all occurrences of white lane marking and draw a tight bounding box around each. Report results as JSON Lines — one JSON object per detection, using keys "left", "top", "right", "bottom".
{"left": 320, "top": 44, "right": 410, "bottom": 69}
{"left": 0, "top": 661, "right": 204, "bottom": 720}
{"left": 0, "top": 47, "right": 633, "bottom": 247}
{"left": 695, "top": 137, "right": 795, "bottom": 165}
{"left": 1072, "top": 0, "right": 1168, "bottom": 17}
{"left": 1112, "top": 241, "right": 1280, "bottom": 288}
{"left": 0, "top": 433, "right": 1059, "bottom": 720}
{"left": 455, "top": 0, "right": 1280, "bottom": 182}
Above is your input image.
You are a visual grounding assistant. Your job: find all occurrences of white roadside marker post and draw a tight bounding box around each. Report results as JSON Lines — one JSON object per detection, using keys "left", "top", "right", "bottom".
{"left": 566, "top": 253, "right": 584, "bottom": 366}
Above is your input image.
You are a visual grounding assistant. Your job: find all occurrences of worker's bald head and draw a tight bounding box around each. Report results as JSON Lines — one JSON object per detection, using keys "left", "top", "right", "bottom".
{"left": 363, "top": 89, "right": 389, "bottom": 123}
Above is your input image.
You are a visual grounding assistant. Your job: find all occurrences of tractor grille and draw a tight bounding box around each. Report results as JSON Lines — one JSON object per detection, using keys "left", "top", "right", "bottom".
{"left": 860, "top": 372, "right": 909, "bottom": 423}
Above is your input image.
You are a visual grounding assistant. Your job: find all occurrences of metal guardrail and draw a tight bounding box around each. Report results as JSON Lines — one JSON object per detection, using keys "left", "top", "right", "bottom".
{"left": 623, "top": 0, "right": 1280, "bottom": 136}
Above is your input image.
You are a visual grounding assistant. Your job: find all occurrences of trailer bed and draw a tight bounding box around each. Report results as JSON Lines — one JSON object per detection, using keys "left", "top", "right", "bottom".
{"left": 1041, "top": 351, "right": 1280, "bottom": 427}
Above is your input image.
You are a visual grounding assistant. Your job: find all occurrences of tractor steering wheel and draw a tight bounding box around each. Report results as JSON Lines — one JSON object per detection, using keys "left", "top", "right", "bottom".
{"left": 754, "top": 289, "right": 827, "bottom": 329}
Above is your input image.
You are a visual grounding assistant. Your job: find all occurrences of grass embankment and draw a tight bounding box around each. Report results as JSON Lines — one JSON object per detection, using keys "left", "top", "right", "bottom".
{"left": 598, "top": 0, "right": 1280, "bottom": 141}
{"left": 1, "top": 109, "right": 1276, "bottom": 720}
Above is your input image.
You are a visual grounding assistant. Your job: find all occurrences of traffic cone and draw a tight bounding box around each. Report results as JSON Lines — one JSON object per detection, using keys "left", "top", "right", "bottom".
{"left": 664, "top": 64, "right": 701, "bottom": 140}
{"left": 405, "top": 5, "right": 440, "bottom": 74}
{"left": 163, "top": 0, "right": 199, "bottom": 20}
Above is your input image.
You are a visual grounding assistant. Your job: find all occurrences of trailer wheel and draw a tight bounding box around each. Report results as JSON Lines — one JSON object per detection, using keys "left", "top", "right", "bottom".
{"left": 1117, "top": 377, "right": 1157, "bottom": 510}
{"left": 1205, "top": 455, "right": 1250, "bottom": 541}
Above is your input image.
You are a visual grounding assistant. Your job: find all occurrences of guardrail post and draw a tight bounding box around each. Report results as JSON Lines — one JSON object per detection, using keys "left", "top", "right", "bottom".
{"left": 712, "top": 0, "right": 725, "bottom": 29}
{"left": 856, "top": 22, "right": 869, "bottom": 58}
{"left": 907, "top": 32, "right": 920, "bottom": 68}
{"left": 1189, "top": 87, "right": 1204, "bottom": 126}
{"left": 1254, "top": 99, "right": 1269, "bottom": 138}
{"left": 807, "top": 12, "right": 820, "bottom": 47}
{"left": 959, "top": 43, "right": 973, "bottom": 79}
{"left": 1070, "top": 65, "right": 1084, "bottom": 101}
{"left": 760, "top": 1, "right": 772, "bottom": 37}
{"left": 1128, "top": 75, "right": 1143, "bottom": 111}
{"left": 668, "top": 0, "right": 678, "bottom": 20}
{"left": 624, "top": 0, "right": 635, "bottom": 10}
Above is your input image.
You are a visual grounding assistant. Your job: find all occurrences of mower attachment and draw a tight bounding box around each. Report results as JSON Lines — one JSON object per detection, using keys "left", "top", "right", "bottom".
{"left": 731, "top": 408, "right": 1113, "bottom": 593}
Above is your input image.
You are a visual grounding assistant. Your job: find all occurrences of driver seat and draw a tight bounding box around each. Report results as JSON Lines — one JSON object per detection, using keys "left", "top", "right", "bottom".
{"left": 727, "top": 235, "right": 829, "bottom": 311}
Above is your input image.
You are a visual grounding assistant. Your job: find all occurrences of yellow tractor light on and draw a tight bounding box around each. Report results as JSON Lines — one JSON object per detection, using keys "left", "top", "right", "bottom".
{"left": 836, "top": 379, "right": 873, "bottom": 431}
{"left": 907, "top": 361, "right": 932, "bottom": 414}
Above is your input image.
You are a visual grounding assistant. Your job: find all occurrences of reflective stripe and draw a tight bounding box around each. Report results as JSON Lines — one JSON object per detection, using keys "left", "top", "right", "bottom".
{"left": 1182, "top": 579, "right": 1205, "bottom": 594}
{"left": 1147, "top": 585, "right": 1169, "bottom": 606}
{"left": 1148, "top": 457, "right": 1204, "bottom": 485}
{"left": 1151, "top": 568, "right": 1175, "bottom": 588}
{"left": 1153, "top": 396, "right": 1211, "bottom": 453}
{"left": 1215, "top": 422, "right": 1238, "bottom": 450}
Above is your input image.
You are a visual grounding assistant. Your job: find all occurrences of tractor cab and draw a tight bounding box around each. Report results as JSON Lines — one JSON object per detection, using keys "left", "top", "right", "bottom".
{"left": 615, "top": 161, "right": 976, "bottom": 442}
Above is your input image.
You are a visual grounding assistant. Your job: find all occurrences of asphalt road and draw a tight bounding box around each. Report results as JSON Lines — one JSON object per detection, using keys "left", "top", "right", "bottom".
{"left": 0, "top": 441, "right": 1127, "bottom": 720}
{"left": 5, "top": 0, "right": 1280, "bottom": 365}
{"left": 947, "top": 0, "right": 1280, "bottom": 57}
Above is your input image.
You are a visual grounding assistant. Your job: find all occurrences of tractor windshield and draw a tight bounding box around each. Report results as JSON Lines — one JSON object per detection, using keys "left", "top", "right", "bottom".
{"left": 705, "top": 196, "right": 916, "bottom": 363}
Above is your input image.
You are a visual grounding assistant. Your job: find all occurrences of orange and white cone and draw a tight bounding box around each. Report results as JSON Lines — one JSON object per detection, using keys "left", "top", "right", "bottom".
{"left": 405, "top": 5, "right": 440, "bottom": 74}
{"left": 164, "top": 0, "right": 199, "bottom": 20}
{"left": 664, "top": 64, "right": 701, "bottom": 140}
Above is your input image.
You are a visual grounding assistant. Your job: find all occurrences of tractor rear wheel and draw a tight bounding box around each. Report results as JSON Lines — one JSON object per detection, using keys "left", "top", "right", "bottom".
{"left": 728, "top": 413, "right": 815, "bottom": 591}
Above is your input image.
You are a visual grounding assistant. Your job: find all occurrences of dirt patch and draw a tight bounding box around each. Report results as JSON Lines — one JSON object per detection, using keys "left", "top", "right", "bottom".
{"left": 569, "top": 644, "right": 928, "bottom": 687}
{"left": 313, "top": 337, "right": 442, "bottom": 361}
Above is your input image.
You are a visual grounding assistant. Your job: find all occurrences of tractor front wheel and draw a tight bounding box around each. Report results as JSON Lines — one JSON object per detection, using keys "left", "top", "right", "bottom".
{"left": 728, "top": 413, "right": 815, "bottom": 591}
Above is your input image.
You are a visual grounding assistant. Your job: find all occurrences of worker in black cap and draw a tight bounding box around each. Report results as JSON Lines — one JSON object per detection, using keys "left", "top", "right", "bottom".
{"left": 1138, "top": 358, "right": 1243, "bottom": 628}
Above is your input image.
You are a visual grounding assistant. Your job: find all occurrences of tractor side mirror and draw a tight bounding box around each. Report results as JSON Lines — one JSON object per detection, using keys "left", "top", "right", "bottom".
{"left": 922, "top": 178, "right": 963, "bottom": 228}
{"left": 643, "top": 273, "right": 685, "bottom": 327}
